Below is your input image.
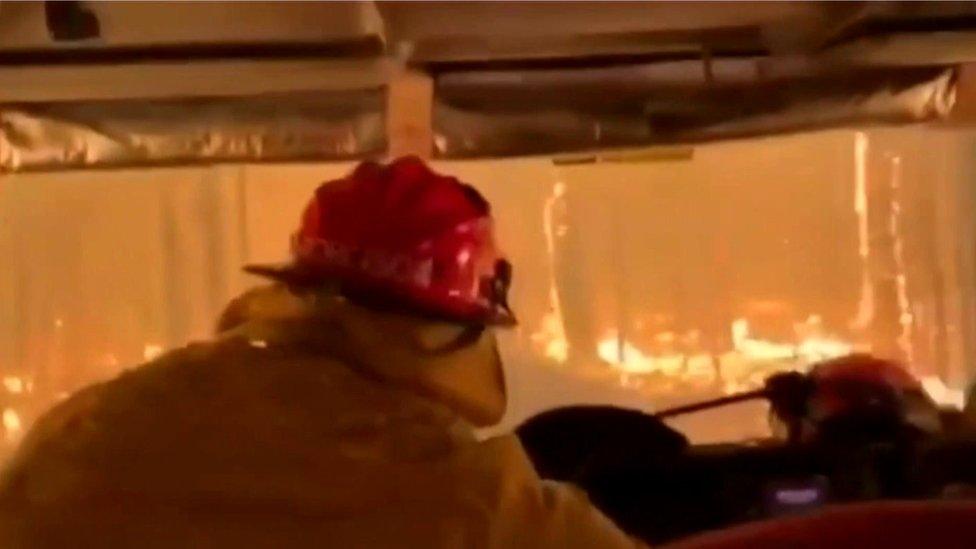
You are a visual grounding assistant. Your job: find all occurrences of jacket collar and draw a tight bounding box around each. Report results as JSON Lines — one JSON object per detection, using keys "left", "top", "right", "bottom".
{"left": 220, "top": 285, "right": 507, "bottom": 427}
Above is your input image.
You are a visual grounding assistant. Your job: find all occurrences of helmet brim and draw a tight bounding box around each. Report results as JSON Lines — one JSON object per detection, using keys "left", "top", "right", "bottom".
{"left": 243, "top": 262, "right": 332, "bottom": 288}
{"left": 242, "top": 263, "right": 517, "bottom": 327}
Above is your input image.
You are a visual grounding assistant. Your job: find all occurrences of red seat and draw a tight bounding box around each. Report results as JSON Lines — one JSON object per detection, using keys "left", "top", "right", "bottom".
{"left": 663, "top": 501, "right": 976, "bottom": 549}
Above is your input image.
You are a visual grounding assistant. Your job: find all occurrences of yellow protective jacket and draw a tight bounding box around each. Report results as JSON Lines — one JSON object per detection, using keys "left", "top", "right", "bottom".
{"left": 0, "top": 287, "right": 643, "bottom": 549}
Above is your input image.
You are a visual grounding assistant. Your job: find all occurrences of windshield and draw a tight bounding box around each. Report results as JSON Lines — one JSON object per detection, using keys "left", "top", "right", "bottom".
{"left": 1, "top": 126, "right": 973, "bottom": 461}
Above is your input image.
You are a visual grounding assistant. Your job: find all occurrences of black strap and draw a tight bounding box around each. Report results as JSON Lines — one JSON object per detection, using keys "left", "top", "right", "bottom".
{"left": 424, "top": 325, "right": 487, "bottom": 356}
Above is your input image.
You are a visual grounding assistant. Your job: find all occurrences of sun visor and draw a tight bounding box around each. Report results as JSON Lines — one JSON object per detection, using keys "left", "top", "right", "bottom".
{"left": 0, "top": 89, "right": 385, "bottom": 172}
{"left": 433, "top": 63, "right": 957, "bottom": 158}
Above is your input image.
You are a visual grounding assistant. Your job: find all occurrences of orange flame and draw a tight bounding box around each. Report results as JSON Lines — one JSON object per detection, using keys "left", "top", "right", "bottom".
{"left": 531, "top": 176, "right": 570, "bottom": 364}
{"left": 143, "top": 343, "right": 164, "bottom": 361}
{"left": 3, "top": 409, "right": 22, "bottom": 441}
{"left": 588, "top": 315, "right": 859, "bottom": 394}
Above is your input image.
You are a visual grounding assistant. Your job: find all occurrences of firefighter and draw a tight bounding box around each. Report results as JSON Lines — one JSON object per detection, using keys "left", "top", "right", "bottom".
{"left": 0, "top": 157, "right": 642, "bottom": 548}
{"left": 768, "top": 355, "right": 943, "bottom": 444}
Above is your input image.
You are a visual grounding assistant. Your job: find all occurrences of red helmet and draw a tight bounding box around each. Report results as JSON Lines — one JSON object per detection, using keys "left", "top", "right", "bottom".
{"left": 807, "top": 354, "right": 934, "bottom": 429}
{"left": 811, "top": 354, "right": 921, "bottom": 392}
{"left": 246, "top": 157, "right": 515, "bottom": 325}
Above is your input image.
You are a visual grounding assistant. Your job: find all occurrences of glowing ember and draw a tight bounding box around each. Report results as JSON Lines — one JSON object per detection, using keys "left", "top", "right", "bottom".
{"left": 143, "top": 344, "right": 164, "bottom": 361}
{"left": 796, "top": 338, "right": 854, "bottom": 363}
{"left": 732, "top": 316, "right": 854, "bottom": 364}
{"left": 594, "top": 315, "right": 858, "bottom": 393}
{"left": 3, "top": 409, "right": 22, "bottom": 438}
{"left": 533, "top": 311, "right": 569, "bottom": 363}
{"left": 920, "top": 376, "right": 966, "bottom": 409}
{"left": 685, "top": 354, "right": 718, "bottom": 383}
{"left": 598, "top": 331, "right": 657, "bottom": 374}
{"left": 731, "top": 319, "right": 795, "bottom": 361}
{"left": 249, "top": 339, "right": 268, "bottom": 349}
{"left": 596, "top": 329, "right": 690, "bottom": 377}
{"left": 2, "top": 376, "right": 24, "bottom": 394}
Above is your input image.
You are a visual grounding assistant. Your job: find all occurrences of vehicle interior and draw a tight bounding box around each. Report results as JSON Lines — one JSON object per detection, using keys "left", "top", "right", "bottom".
{"left": 4, "top": 1, "right": 976, "bottom": 546}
